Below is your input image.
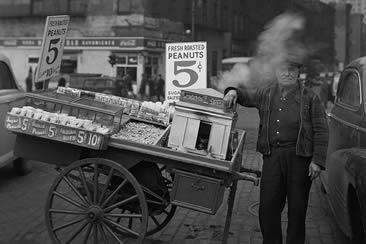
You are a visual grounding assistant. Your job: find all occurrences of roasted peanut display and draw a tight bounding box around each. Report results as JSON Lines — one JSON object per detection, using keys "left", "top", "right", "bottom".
{"left": 112, "top": 122, "right": 165, "bottom": 144}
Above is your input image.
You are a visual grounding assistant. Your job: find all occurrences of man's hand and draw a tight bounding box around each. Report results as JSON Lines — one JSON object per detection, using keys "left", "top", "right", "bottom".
{"left": 309, "top": 161, "right": 321, "bottom": 181}
{"left": 223, "top": 89, "right": 238, "bottom": 109}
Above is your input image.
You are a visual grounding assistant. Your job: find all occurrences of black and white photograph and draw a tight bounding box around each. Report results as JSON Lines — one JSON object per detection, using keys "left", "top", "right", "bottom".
{"left": 0, "top": 0, "right": 365, "bottom": 243}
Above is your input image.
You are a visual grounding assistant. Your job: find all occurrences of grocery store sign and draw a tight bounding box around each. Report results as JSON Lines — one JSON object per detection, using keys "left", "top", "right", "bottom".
{"left": 165, "top": 42, "right": 207, "bottom": 102}
{"left": 36, "top": 15, "right": 70, "bottom": 82}
{"left": 5, "top": 113, "right": 106, "bottom": 150}
{"left": 0, "top": 38, "right": 165, "bottom": 50}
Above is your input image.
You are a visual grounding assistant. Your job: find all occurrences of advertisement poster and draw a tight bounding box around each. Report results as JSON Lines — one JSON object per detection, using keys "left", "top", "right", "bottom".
{"left": 36, "top": 15, "right": 70, "bottom": 82}
{"left": 165, "top": 42, "right": 207, "bottom": 102}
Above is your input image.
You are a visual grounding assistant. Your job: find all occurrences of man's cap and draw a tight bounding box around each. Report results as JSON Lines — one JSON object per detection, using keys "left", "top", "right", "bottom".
{"left": 286, "top": 54, "right": 303, "bottom": 67}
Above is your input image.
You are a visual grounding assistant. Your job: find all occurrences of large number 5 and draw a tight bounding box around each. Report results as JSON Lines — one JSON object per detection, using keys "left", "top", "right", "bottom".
{"left": 46, "top": 38, "right": 60, "bottom": 65}
{"left": 172, "top": 60, "right": 198, "bottom": 88}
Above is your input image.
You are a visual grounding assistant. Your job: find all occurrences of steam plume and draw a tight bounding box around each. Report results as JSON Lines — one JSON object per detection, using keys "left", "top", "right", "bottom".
{"left": 215, "top": 12, "right": 307, "bottom": 92}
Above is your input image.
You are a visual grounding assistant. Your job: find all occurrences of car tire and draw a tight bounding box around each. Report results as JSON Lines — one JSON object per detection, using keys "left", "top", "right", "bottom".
{"left": 13, "top": 157, "right": 32, "bottom": 176}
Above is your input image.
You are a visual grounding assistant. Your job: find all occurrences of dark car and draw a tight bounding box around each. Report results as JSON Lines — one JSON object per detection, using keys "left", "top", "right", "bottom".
{"left": 69, "top": 76, "right": 129, "bottom": 97}
{"left": 320, "top": 57, "right": 366, "bottom": 242}
{"left": 0, "top": 54, "right": 32, "bottom": 175}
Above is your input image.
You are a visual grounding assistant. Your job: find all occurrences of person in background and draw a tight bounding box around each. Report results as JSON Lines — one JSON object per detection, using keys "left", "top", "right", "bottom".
{"left": 223, "top": 57, "right": 329, "bottom": 244}
{"left": 156, "top": 74, "right": 165, "bottom": 101}
{"left": 139, "top": 73, "right": 148, "bottom": 100}
{"left": 58, "top": 77, "right": 66, "bottom": 87}
{"left": 319, "top": 73, "right": 329, "bottom": 108}
{"left": 123, "top": 73, "right": 133, "bottom": 97}
{"left": 25, "top": 67, "right": 33, "bottom": 92}
{"left": 148, "top": 74, "right": 157, "bottom": 101}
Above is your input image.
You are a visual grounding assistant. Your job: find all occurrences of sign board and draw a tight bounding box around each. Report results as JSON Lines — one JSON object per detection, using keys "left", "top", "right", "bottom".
{"left": 165, "top": 42, "right": 207, "bottom": 102}
{"left": 5, "top": 113, "right": 107, "bottom": 150}
{"left": 36, "top": 15, "right": 70, "bottom": 82}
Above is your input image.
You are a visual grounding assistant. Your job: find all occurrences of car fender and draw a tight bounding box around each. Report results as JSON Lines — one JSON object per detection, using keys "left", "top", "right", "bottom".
{"left": 327, "top": 148, "right": 366, "bottom": 238}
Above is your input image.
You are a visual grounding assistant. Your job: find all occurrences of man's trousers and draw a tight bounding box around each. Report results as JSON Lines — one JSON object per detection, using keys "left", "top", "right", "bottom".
{"left": 259, "top": 146, "right": 312, "bottom": 244}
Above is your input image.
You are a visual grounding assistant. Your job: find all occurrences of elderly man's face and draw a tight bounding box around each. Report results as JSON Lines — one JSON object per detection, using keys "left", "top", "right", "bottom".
{"left": 276, "top": 63, "right": 300, "bottom": 86}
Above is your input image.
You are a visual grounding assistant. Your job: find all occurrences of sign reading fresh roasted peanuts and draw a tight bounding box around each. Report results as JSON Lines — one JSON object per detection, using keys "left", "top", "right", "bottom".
{"left": 36, "top": 15, "right": 70, "bottom": 82}
{"left": 165, "top": 42, "right": 207, "bottom": 102}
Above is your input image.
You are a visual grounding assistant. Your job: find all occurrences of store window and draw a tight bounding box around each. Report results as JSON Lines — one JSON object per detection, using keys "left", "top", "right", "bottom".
{"left": 115, "top": 55, "right": 138, "bottom": 83}
{"left": 60, "top": 60, "right": 77, "bottom": 73}
{"left": 128, "top": 56, "right": 138, "bottom": 65}
{"left": 28, "top": 56, "right": 77, "bottom": 74}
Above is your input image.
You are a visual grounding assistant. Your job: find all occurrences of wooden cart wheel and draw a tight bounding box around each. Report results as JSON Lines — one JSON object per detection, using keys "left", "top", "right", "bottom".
{"left": 116, "top": 164, "right": 177, "bottom": 237}
{"left": 45, "top": 158, "right": 148, "bottom": 244}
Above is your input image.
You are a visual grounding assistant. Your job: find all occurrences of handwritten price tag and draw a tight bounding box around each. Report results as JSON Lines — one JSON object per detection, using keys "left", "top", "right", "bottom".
{"left": 5, "top": 113, "right": 106, "bottom": 150}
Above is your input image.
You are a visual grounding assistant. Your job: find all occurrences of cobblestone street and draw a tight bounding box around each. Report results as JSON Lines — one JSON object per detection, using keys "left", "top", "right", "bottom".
{"left": 0, "top": 107, "right": 355, "bottom": 244}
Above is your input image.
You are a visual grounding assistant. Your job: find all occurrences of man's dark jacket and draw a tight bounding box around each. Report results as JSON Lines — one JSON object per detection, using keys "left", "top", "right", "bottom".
{"left": 226, "top": 83, "right": 329, "bottom": 168}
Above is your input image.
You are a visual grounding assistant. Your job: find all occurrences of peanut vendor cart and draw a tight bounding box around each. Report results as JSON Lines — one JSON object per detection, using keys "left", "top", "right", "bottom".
{"left": 4, "top": 87, "right": 260, "bottom": 244}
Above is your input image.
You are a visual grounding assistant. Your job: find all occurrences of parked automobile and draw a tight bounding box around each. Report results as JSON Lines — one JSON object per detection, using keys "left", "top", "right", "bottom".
{"left": 211, "top": 57, "right": 252, "bottom": 90}
{"left": 69, "top": 75, "right": 129, "bottom": 97}
{"left": 320, "top": 57, "right": 366, "bottom": 242}
{"left": 0, "top": 54, "right": 32, "bottom": 175}
{"left": 221, "top": 56, "right": 252, "bottom": 72}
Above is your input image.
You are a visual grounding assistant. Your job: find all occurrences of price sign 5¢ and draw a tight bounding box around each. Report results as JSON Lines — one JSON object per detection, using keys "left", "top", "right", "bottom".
{"left": 165, "top": 42, "right": 207, "bottom": 102}
{"left": 36, "top": 15, "right": 70, "bottom": 82}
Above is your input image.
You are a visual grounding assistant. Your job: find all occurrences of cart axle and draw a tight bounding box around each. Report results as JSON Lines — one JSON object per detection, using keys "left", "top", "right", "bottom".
{"left": 87, "top": 205, "right": 104, "bottom": 222}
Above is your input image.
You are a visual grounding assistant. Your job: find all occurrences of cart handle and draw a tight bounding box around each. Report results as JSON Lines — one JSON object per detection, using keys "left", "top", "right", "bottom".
{"left": 240, "top": 166, "right": 262, "bottom": 178}
{"left": 233, "top": 171, "right": 260, "bottom": 186}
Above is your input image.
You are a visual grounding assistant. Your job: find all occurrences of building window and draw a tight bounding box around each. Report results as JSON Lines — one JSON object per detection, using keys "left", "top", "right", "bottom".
{"left": 0, "top": 0, "right": 31, "bottom": 16}
{"left": 69, "top": 0, "right": 87, "bottom": 15}
{"left": 234, "top": 12, "right": 239, "bottom": 33}
{"left": 118, "top": 0, "right": 131, "bottom": 13}
{"left": 202, "top": 0, "right": 208, "bottom": 25}
{"left": 30, "top": 0, "right": 86, "bottom": 16}
{"left": 213, "top": 0, "right": 219, "bottom": 27}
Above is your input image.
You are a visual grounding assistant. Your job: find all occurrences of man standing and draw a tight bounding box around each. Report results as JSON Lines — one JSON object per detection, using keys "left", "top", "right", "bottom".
{"left": 223, "top": 58, "right": 329, "bottom": 244}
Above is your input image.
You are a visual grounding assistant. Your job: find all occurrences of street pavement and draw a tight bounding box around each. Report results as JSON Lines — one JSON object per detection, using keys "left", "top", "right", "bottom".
{"left": 0, "top": 106, "right": 356, "bottom": 244}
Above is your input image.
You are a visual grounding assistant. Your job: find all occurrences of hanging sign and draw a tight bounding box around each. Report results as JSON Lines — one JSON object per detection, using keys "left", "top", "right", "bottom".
{"left": 36, "top": 15, "right": 70, "bottom": 82}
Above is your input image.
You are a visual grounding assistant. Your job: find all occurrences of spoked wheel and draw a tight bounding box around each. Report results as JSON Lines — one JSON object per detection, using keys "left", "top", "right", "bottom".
{"left": 116, "top": 164, "right": 177, "bottom": 237}
{"left": 45, "top": 158, "right": 148, "bottom": 244}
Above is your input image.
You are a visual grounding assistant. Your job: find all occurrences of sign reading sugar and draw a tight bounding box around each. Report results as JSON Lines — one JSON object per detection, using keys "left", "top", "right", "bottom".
{"left": 36, "top": 15, "right": 70, "bottom": 82}
{"left": 165, "top": 42, "right": 207, "bottom": 102}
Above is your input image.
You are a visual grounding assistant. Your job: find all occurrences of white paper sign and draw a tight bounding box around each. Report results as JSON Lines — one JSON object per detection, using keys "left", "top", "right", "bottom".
{"left": 36, "top": 15, "right": 70, "bottom": 82}
{"left": 165, "top": 42, "right": 207, "bottom": 102}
